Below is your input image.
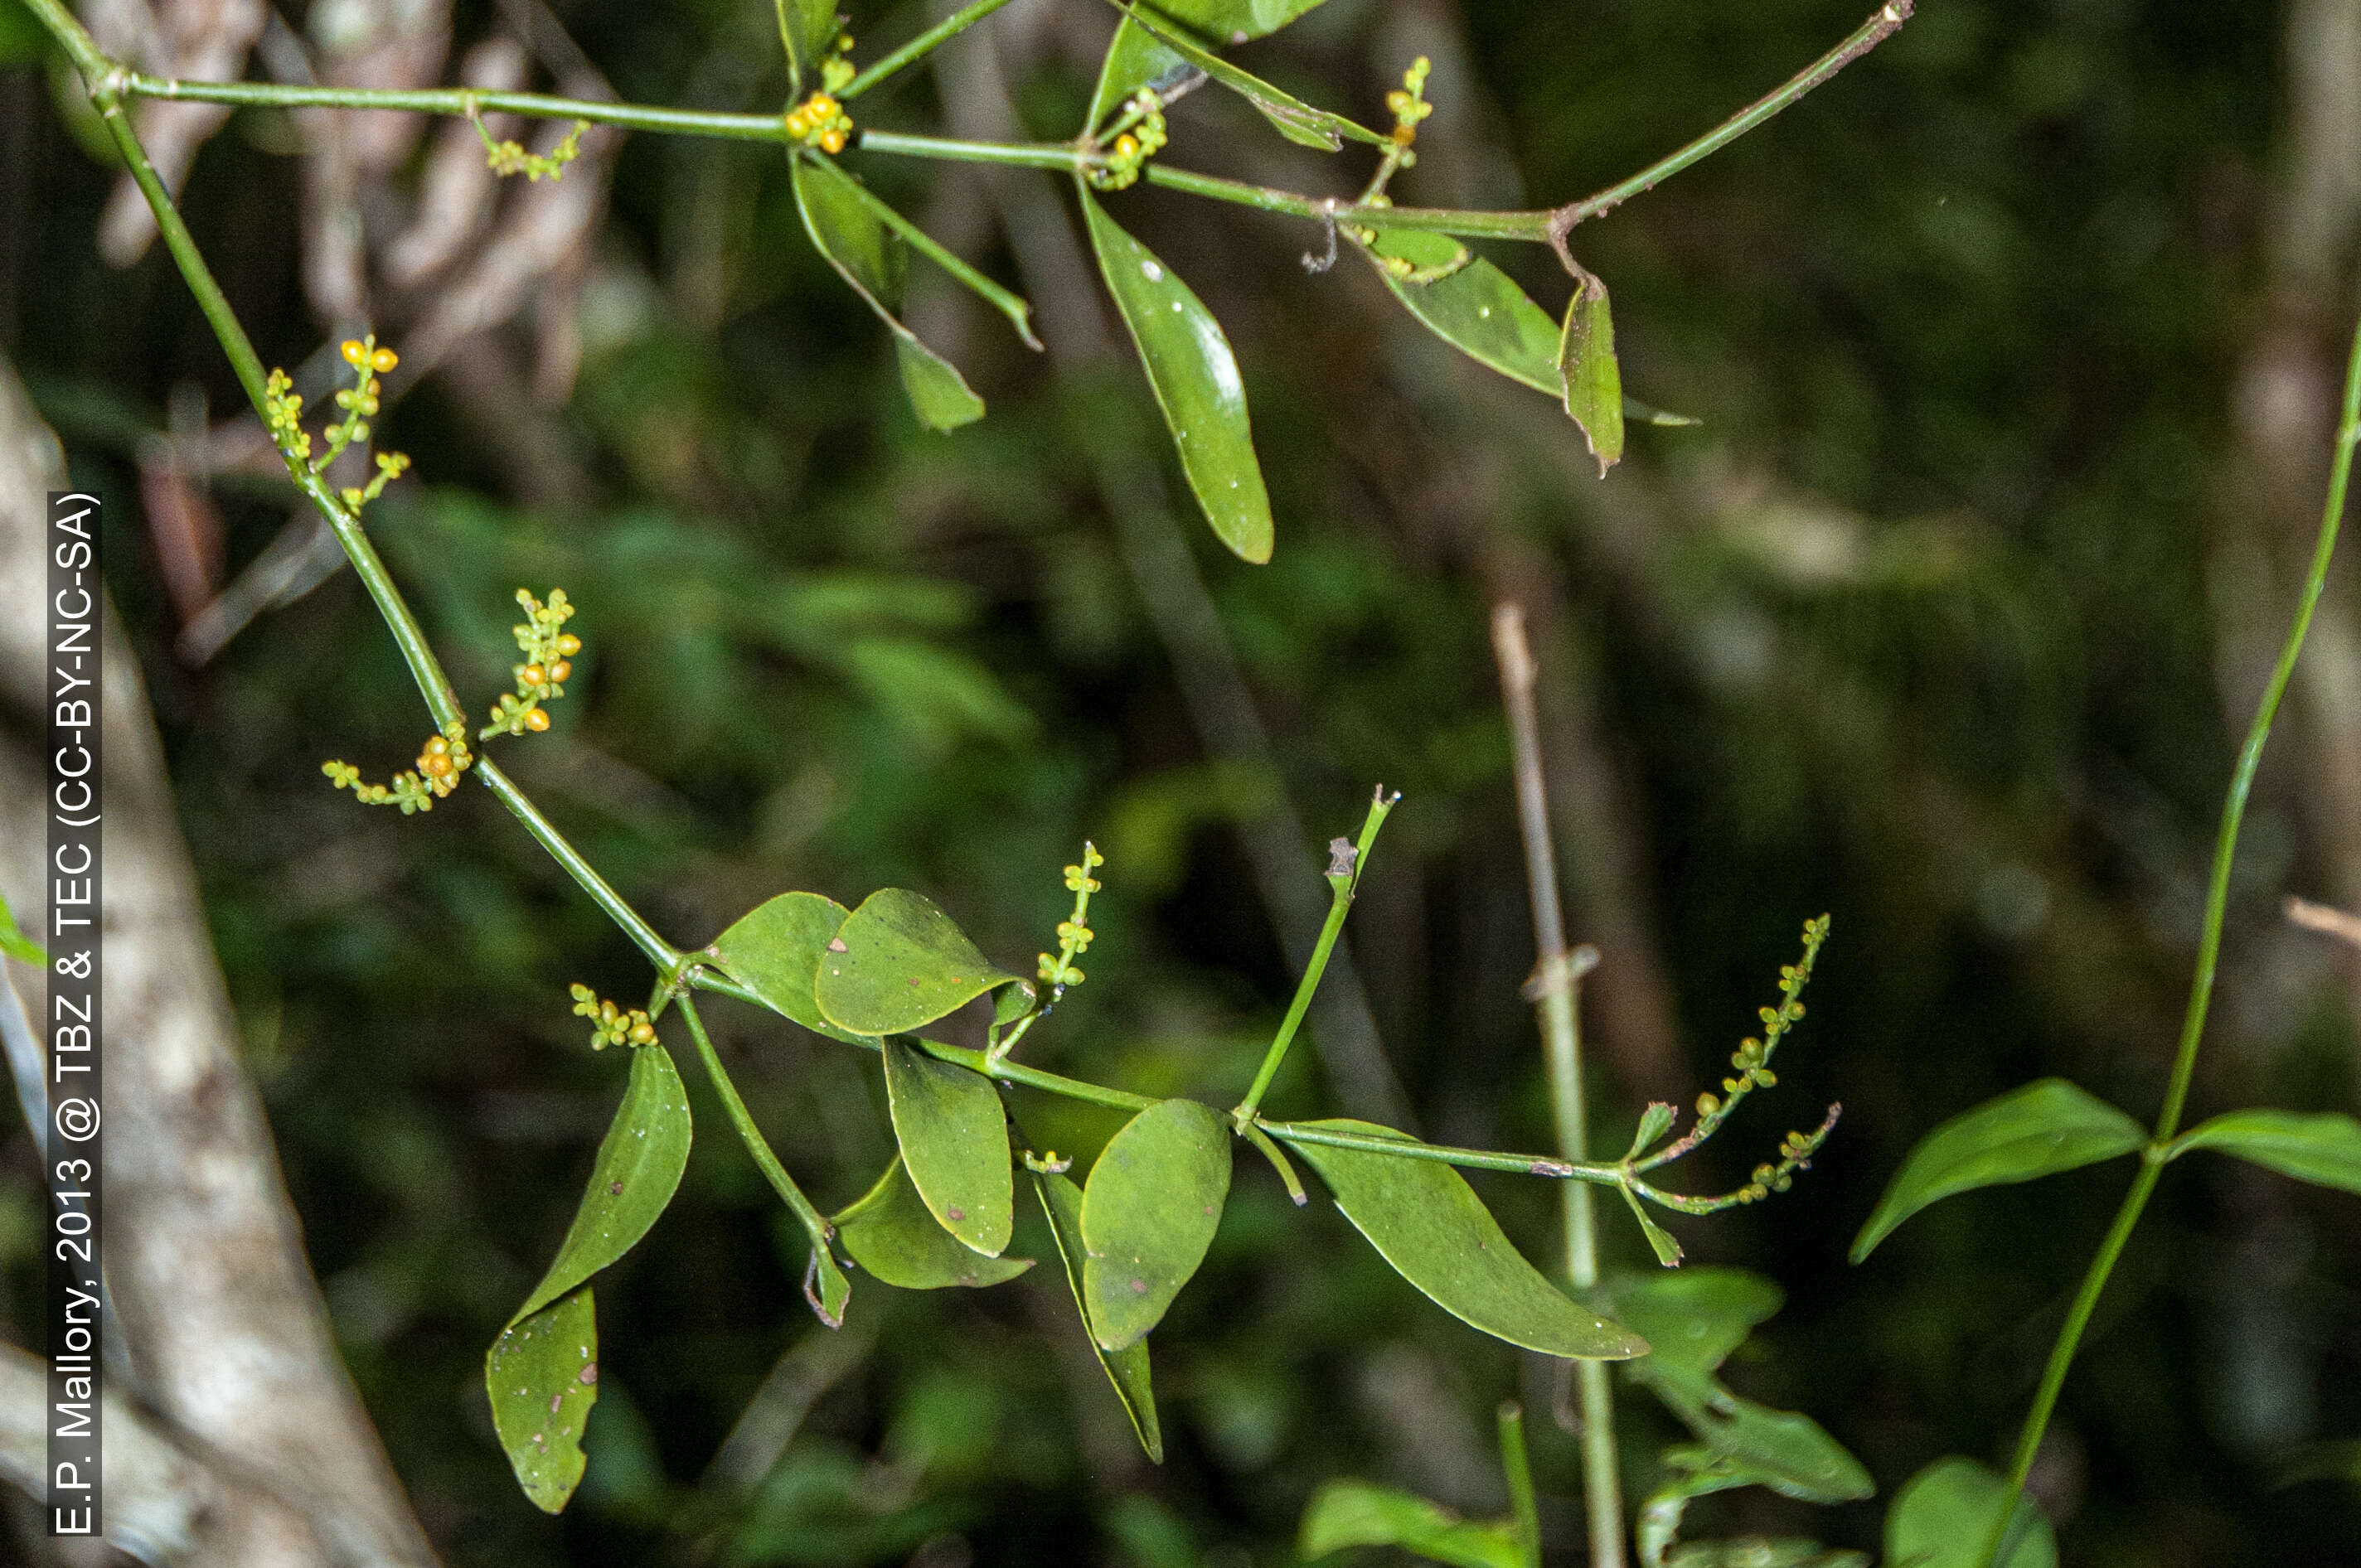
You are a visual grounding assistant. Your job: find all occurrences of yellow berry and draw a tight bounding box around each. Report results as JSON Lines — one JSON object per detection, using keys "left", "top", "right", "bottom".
{"left": 371, "top": 346, "right": 399, "bottom": 373}
{"left": 549, "top": 660, "right": 572, "bottom": 682}
{"left": 422, "top": 755, "right": 453, "bottom": 779}
{"left": 424, "top": 736, "right": 448, "bottom": 757}
{"left": 819, "top": 128, "right": 846, "bottom": 153}
{"left": 787, "top": 109, "right": 811, "bottom": 136}
{"left": 628, "top": 1021, "right": 655, "bottom": 1045}
{"left": 1114, "top": 133, "right": 1139, "bottom": 161}
{"left": 811, "top": 94, "right": 837, "bottom": 117}
{"left": 555, "top": 634, "right": 581, "bottom": 656}
{"left": 340, "top": 339, "right": 366, "bottom": 365}
{"left": 524, "top": 708, "right": 550, "bottom": 732}
{"left": 521, "top": 663, "right": 546, "bottom": 686}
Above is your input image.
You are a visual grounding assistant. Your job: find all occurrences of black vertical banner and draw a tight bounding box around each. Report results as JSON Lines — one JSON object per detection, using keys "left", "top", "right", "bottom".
{"left": 46, "top": 491, "right": 101, "bottom": 1537}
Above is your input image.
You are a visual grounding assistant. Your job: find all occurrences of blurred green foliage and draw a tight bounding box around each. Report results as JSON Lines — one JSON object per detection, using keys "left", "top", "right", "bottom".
{"left": 3, "top": 0, "right": 2359, "bottom": 1562}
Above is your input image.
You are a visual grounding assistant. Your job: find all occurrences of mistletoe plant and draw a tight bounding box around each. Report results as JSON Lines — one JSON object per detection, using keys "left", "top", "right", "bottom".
{"left": 16, "top": 0, "right": 1939, "bottom": 1548}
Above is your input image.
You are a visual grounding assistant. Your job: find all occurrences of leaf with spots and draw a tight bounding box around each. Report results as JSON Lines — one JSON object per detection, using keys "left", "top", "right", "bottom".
{"left": 881, "top": 1036, "right": 1014, "bottom": 1256}
{"left": 486, "top": 1285, "right": 600, "bottom": 1513}
{"left": 1361, "top": 228, "right": 1562, "bottom": 394}
{"left": 1080, "top": 1098, "right": 1232, "bottom": 1351}
{"left": 1120, "top": 4, "right": 1386, "bottom": 151}
{"left": 706, "top": 891, "right": 875, "bottom": 1044}
{"left": 1289, "top": 1119, "right": 1647, "bottom": 1360}
{"left": 1080, "top": 188, "right": 1276, "bottom": 564}
{"left": 511, "top": 1043, "right": 692, "bottom": 1326}
{"left": 834, "top": 1154, "right": 1034, "bottom": 1288}
{"left": 792, "top": 153, "right": 985, "bottom": 432}
{"left": 1035, "top": 1168, "right": 1163, "bottom": 1461}
{"left": 816, "top": 887, "right": 1022, "bottom": 1037}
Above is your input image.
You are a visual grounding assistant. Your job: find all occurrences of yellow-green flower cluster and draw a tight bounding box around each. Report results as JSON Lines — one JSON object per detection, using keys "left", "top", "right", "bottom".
{"left": 570, "top": 984, "right": 657, "bottom": 1050}
{"left": 482, "top": 588, "right": 579, "bottom": 739}
{"left": 1385, "top": 56, "right": 1434, "bottom": 150}
{"left": 787, "top": 90, "right": 853, "bottom": 154}
{"left": 322, "top": 721, "right": 475, "bottom": 814}
{"left": 480, "top": 118, "right": 586, "bottom": 181}
{"left": 1038, "top": 843, "right": 1104, "bottom": 990}
{"left": 1088, "top": 91, "right": 1167, "bottom": 191}
{"left": 263, "top": 369, "right": 311, "bottom": 466}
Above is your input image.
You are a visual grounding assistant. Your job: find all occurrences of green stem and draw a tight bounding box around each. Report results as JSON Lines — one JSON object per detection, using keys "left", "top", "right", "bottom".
{"left": 856, "top": 129, "right": 1088, "bottom": 171}
{"left": 1493, "top": 604, "right": 1622, "bottom": 1568}
{"left": 1549, "top": 1, "right": 1913, "bottom": 239}
{"left": 676, "top": 994, "right": 833, "bottom": 1245}
{"left": 829, "top": 156, "right": 1040, "bottom": 347}
{"left": 125, "top": 73, "right": 795, "bottom": 143}
{"left": 1232, "top": 791, "right": 1398, "bottom": 1123}
{"left": 475, "top": 758, "right": 681, "bottom": 973}
{"left": 1500, "top": 1402, "right": 1542, "bottom": 1568}
{"left": 1978, "top": 311, "right": 2361, "bottom": 1566}
{"left": 1142, "top": 164, "right": 1554, "bottom": 240}
{"left": 842, "top": 0, "right": 1021, "bottom": 99}
{"left": 1258, "top": 1119, "right": 1607, "bottom": 1179}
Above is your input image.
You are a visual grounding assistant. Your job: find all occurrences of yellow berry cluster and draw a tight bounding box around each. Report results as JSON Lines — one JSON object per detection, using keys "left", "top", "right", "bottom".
{"left": 1385, "top": 56, "right": 1434, "bottom": 151}
{"left": 264, "top": 336, "right": 415, "bottom": 515}
{"left": 1038, "top": 843, "right": 1104, "bottom": 990}
{"left": 570, "top": 984, "right": 657, "bottom": 1050}
{"left": 481, "top": 119, "right": 586, "bottom": 181}
{"left": 482, "top": 588, "right": 579, "bottom": 739}
{"left": 787, "top": 90, "right": 854, "bottom": 154}
{"left": 263, "top": 369, "right": 311, "bottom": 466}
{"left": 322, "top": 720, "right": 475, "bottom": 815}
{"left": 1088, "top": 91, "right": 1167, "bottom": 191}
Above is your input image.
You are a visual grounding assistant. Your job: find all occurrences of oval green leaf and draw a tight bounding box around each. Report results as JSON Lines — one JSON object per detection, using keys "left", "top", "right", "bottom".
{"left": 1885, "top": 1457, "right": 2056, "bottom": 1568}
{"left": 1619, "top": 1183, "right": 1685, "bottom": 1267}
{"left": 1635, "top": 1361, "right": 1873, "bottom": 1505}
{"left": 1088, "top": 15, "right": 1195, "bottom": 137}
{"left": 881, "top": 1035, "right": 1013, "bottom": 1256}
{"left": 1035, "top": 1168, "right": 1163, "bottom": 1461}
{"left": 486, "top": 1285, "right": 599, "bottom": 1513}
{"left": 1148, "top": 0, "right": 1331, "bottom": 41}
{"left": 833, "top": 1154, "right": 1034, "bottom": 1288}
{"left": 1604, "top": 1267, "right": 1782, "bottom": 1378}
{"left": 1120, "top": 5, "right": 1385, "bottom": 150}
{"left": 1559, "top": 267, "right": 1624, "bottom": 477}
{"left": 1298, "top": 1480, "right": 1523, "bottom": 1568}
{"left": 1850, "top": 1078, "right": 2145, "bottom": 1264}
{"left": 1081, "top": 1098, "right": 1233, "bottom": 1351}
{"left": 2167, "top": 1108, "right": 2361, "bottom": 1193}
{"left": 805, "top": 1239, "right": 851, "bottom": 1328}
{"left": 1288, "top": 1119, "right": 1647, "bottom": 1360}
{"left": 1079, "top": 189, "right": 1276, "bottom": 564}
{"left": 792, "top": 154, "right": 985, "bottom": 432}
{"left": 706, "top": 891, "right": 875, "bottom": 1044}
{"left": 817, "top": 887, "right": 1022, "bottom": 1037}
{"left": 782, "top": 0, "right": 838, "bottom": 82}
{"left": 512, "top": 1043, "right": 692, "bottom": 1326}
{"left": 1363, "top": 228, "right": 1562, "bottom": 394}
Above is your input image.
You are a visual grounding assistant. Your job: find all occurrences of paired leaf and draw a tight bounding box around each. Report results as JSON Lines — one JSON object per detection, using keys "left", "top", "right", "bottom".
{"left": 805, "top": 1239, "right": 851, "bottom": 1328}
{"left": 779, "top": 0, "right": 839, "bottom": 83}
{"left": 1635, "top": 1362, "right": 1873, "bottom": 1506}
{"left": 1605, "top": 1268, "right": 1782, "bottom": 1378}
{"left": 791, "top": 155, "right": 985, "bottom": 432}
{"left": 1081, "top": 1098, "right": 1232, "bottom": 1350}
{"left": 1559, "top": 266, "right": 1624, "bottom": 477}
{"left": 1298, "top": 1480, "right": 1523, "bottom": 1568}
{"left": 1884, "top": 1457, "right": 2055, "bottom": 1568}
{"left": 2167, "top": 1108, "right": 2361, "bottom": 1193}
{"left": 833, "top": 1155, "right": 1034, "bottom": 1288}
{"left": 1362, "top": 228, "right": 1563, "bottom": 394}
{"left": 816, "top": 887, "right": 1021, "bottom": 1037}
{"left": 1148, "top": 0, "right": 1332, "bottom": 41}
{"left": 1851, "top": 1079, "right": 2145, "bottom": 1263}
{"left": 1087, "top": 16, "right": 1195, "bottom": 138}
{"left": 1288, "top": 1119, "right": 1647, "bottom": 1360}
{"left": 880, "top": 1036, "right": 1014, "bottom": 1256}
{"left": 1079, "top": 189, "right": 1276, "bottom": 564}
{"left": 1035, "top": 1169, "right": 1163, "bottom": 1460}
{"left": 1620, "top": 1184, "right": 1685, "bottom": 1267}
{"left": 511, "top": 1044, "right": 694, "bottom": 1325}
{"left": 486, "top": 1285, "right": 600, "bottom": 1513}
{"left": 705, "top": 891, "right": 875, "bottom": 1044}
{"left": 1121, "top": 5, "right": 1385, "bottom": 150}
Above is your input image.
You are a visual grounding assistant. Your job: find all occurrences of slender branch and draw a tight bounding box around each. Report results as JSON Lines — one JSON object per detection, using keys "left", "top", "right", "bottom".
{"left": 676, "top": 994, "right": 834, "bottom": 1243}
{"left": 1258, "top": 1119, "right": 1609, "bottom": 1180}
{"left": 1143, "top": 164, "right": 1554, "bottom": 240}
{"left": 857, "top": 129, "right": 1090, "bottom": 170}
{"left": 1547, "top": 1, "right": 1912, "bottom": 258}
{"left": 1232, "top": 789, "right": 1399, "bottom": 1123}
{"left": 476, "top": 758, "right": 681, "bottom": 973}
{"left": 1500, "top": 1402, "right": 1542, "bottom": 1568}
{"left": 1979, "top": 311, "right": 2361, "bottom": 1566}
{"left": 124, "top": 73, "right": 795, "bottom": 143}
{"left": 843, "top": 0, "right": 1021, "bottom": 99}
{"left": 1495, "top": 603, "right": 1623, "bottom": 1568}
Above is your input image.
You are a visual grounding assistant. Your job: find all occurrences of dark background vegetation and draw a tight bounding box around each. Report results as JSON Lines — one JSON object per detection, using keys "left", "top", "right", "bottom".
{"left": 4, "top": 0, "right": 2359, "bottom": 1561}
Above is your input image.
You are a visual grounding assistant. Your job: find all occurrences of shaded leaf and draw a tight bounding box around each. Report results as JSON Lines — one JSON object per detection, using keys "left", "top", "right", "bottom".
{"left": 833, "top": 1155, "right": 1034, "bottom": 1288}
{"left": 782, "top": 0, "right": 839, "bottom": 82}
{"left": 1148, "top": 0, "right": 1332, "bottom": 42}
{"left": 0, "top": 890, "right": 42, "bottom": 966}
{"left": 1088, "top": 14, "right": 1198, "bottom": 137}
{"left": 513, "top": 1044, "right": 693, "bottom": 1325}
{"left": 2168, "top": 1108, "right": 2361, "bottom": 1194}
{"left": 706, "top": 891, "right": 875, "bottom": 1044}
{"left": 1122, "top": 5, "right": 1386, "bottom": 149}
{"left": 880, "top": 1036, "right": 1013, "bottom": 1256}
{"left": 805, "top": 1238, "right": 851, "bottom": 1328}
{"left": 791, "top": 155, "right": 984, "bottom": 432}
{"left": 1035, "top": 1169, "right": 1163, "bottom": 1460}
{"left": 1363, "top": 228, "right": 1562, "bottom": 394}
{"left": 1298, "top": 1479, "right": 1524, "bottom": 1568}
{"left": 1627, "top": 1101, "right": 1679, "bottom": 1160}
{"left": 1852, "top": 1079, "right": 2145, "bottom": 1263}
{"left": 1666, "top": 1544, "right": 1866, "bottom": 1568}
{"left": 1638, "top": 1446, "right": 1779, "bottom": 1568}
{"left": 1885, "top": 1458, "right": 2055, "bottom": 1568}
{"left": 1635, "top": 1362, "right": 1873, "bottom": 1505}
{"left": 1621, "top": 1183, "right": 1685, "bottom": 1267}
{"left": 1606, "top": 1268, "right": 1782, "bottom": 1378}
{"left": 486, "top": 1285, "right": 599, "bottom": 1513}
{"left": 817, "top": 888, "right": 1021, "bottom": 1037}
{"left": 1289, "top": 1119, "right": 1647, "bottom": 1359}
{"left": 1559, "top": 266, "right": 1624, "bottom": 477}
{"left": 1079, "top": 189, "right": 1276, "bottom": 564}
{"left": 1081, "top": 1098, "right": 1232, "bottom": 1350}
